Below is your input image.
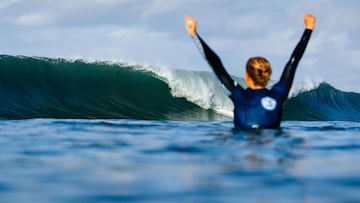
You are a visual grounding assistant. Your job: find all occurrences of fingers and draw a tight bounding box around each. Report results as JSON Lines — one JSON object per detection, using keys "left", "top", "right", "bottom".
{"left": 185, "top": 16, "right": 196, "bottom": 26}
{"left": 304, "top": 13, "right": 315, "bottom": 21}
{"left": 304, "top": 13, "right": 316, "bottom": 30}
{"left": 184, "top": 15, "right": 197, "bottom": 36}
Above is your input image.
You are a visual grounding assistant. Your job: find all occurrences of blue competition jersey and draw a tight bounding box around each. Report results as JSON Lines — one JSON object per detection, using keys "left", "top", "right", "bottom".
{"left": 230, "top": 82, "right": 288, "bottom": 129}
{"left": 192, "top": 29, "right": 312, "bottom": 129}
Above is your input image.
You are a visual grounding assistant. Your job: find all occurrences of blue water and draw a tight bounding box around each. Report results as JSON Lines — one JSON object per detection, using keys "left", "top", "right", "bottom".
{"left": 1, "top": 119, "right": 360, "bottom": 203}
{"left": 1, "top": 55, "right": 360, "bottom": 202}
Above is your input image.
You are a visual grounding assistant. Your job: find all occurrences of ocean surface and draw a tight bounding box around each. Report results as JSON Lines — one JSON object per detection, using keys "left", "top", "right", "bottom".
{"left": 1, "top": 55, "right": 360, "bottom": 202}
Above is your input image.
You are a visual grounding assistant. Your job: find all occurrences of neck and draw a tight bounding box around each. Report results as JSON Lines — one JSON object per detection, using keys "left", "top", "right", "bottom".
{"left": 247, "top": 83, "right": 264, "bottom": 90}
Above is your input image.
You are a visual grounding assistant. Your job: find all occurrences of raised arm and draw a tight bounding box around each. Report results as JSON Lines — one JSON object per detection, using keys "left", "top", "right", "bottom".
{"left": 279, "top": 13, "right": 316, "bottom": 91}
{"left": 185, "top": 16, "right": 236, "bottom": 92}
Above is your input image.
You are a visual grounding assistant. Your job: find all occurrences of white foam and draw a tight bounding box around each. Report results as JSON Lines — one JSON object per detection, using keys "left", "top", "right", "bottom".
{"left": 139, "top": 65, "right": 234, "bottom": 117}
{"left": 288, "top": 78, "right": 323, "bottom": 98}
{"left": 134, "top": 65, "right": 324, "bottom": 118}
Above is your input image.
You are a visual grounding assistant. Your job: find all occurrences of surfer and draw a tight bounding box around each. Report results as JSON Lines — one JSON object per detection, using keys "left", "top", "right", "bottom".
{"left": 185, "top": 13, "right": 316, "bottom": 129}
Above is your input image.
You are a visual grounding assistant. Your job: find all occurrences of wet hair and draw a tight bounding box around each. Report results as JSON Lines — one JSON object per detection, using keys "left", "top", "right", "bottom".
{"left": 246, "top": 56, "right": 272, "bottom": 87}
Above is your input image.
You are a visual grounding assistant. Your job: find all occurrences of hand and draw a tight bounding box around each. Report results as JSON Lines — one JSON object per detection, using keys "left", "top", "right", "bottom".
{"left": 185, "top": 15, "right": 197, "bottom": 36}
{"left": 304, "top": 13, "right": 316, "bottom": 30}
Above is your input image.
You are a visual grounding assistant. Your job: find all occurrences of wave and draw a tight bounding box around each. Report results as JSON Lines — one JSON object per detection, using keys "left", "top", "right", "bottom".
{"left": 1, "top": 55, "right": 360, "bottom": 122}
{"left": 283, "top": 83, "right": 360, "bottom": 121}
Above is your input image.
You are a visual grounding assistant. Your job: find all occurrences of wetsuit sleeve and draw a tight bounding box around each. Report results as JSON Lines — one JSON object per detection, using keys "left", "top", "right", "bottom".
{"left": 192, "top": 33, "right": 236, "bottom": 93}
{"left": 279, "top": 29, "right": 313, "bottom": 92}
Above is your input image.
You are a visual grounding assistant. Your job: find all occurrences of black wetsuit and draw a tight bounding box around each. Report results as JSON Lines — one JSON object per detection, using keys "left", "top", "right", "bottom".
{"left": 192, "top": 29, "right": 313, "bottom": 129}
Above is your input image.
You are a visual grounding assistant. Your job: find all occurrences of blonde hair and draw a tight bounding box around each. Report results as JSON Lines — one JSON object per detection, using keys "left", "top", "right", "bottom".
{"left": 246, "top": 57, "right": 272, "bottom": 87}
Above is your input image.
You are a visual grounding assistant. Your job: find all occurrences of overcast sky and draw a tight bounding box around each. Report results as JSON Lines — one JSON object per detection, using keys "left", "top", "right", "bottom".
{"left": 0, "top": 0, "right": 359, "bottom": 91}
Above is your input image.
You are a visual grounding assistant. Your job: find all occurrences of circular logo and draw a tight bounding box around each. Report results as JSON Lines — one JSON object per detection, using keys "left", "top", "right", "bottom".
{"left": 261, "top": 97, "right": 277, "bottom": 111}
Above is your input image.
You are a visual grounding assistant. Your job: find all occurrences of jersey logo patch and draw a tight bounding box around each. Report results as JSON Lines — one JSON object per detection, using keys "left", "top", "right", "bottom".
{"left": 261, "top": 96, "right": 277, "bottom": 111}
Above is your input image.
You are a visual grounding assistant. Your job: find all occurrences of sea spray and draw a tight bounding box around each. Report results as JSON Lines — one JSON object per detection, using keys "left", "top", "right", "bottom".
{"left": 288, "top": 78, "right": 322, "bottom": 98}
{"left": 141, "top": 65, "right": 234, "bottom": 117}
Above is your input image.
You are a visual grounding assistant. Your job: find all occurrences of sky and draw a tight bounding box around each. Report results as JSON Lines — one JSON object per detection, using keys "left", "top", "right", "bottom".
{"left": 0, "top": 0, "right": 359, "bottom": 92}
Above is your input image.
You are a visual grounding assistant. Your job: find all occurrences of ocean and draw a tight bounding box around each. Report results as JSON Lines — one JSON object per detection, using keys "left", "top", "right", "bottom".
{"left": 1, "top": 55, "right": 360, "bottom": 202}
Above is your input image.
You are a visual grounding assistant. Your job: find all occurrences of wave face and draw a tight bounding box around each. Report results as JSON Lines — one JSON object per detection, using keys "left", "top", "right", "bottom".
{"left": 1, "top": 55, "right": 360, "bottom": 121}
{"left": 283, "top": 83, "right": 360, "bottom": 121}
{"left": 0, "top": 55, "right": 227, "bottom": 120}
